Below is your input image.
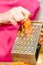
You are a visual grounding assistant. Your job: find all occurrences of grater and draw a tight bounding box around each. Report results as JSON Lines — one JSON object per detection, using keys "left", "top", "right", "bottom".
{"left": 39, "top": 26, "right": 43, "bottom": 53}
{"left": 11, "top": 22, "right": 42, "bottom": 65}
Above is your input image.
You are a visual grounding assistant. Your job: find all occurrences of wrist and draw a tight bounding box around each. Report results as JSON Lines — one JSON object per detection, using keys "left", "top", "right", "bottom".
{"left": 0, "top": 13, "right": 9, "bottom": 24}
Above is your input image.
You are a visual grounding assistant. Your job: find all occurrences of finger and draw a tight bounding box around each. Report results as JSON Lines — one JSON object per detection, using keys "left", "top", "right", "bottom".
{"left": 22, "top": 8, "right": 31, "bottom": 20}
{"left": 18, "top": 6, "right": 31, "bottom": 20}
{"left": 10, "top": 17, "right": 17, "bottom": 25}
{"left": 13, "top": 10, "right": 24, "bottom": 22}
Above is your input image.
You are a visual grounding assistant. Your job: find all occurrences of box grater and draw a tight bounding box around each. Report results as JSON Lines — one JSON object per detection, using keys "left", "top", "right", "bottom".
{"left": 11, "top": 22, "right": 42, "bottom": 65}
{"left": 39, "top": 25, "right": 43, "bottom": 53}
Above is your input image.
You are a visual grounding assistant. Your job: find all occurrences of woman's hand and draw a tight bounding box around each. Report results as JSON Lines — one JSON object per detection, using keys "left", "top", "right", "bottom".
{"left": 0, "top": 6, "right": 31, "bottom": 25}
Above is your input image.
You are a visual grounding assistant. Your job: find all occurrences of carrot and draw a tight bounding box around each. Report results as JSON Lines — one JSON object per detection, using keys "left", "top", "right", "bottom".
{"left": 10, "top": 62, "right": 30, "bottom": 65}
{"left": 23, "top": 18, "right": 31, "bottom": 29}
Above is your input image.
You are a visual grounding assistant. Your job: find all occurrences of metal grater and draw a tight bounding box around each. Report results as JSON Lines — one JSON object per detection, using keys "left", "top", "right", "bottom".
{"left": 39, "top": 25, "right": 43, "bottom": 53}
{"left": 11, "top": 22, "right": 42, "bottom": 65}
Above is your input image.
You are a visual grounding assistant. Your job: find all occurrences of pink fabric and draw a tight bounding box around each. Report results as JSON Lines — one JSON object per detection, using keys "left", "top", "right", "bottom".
{"left": 0, "top": 24, "right": 20, "bottom": 62}
{"left": 0, "top": 0, "right": 40, "bottom": 61}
